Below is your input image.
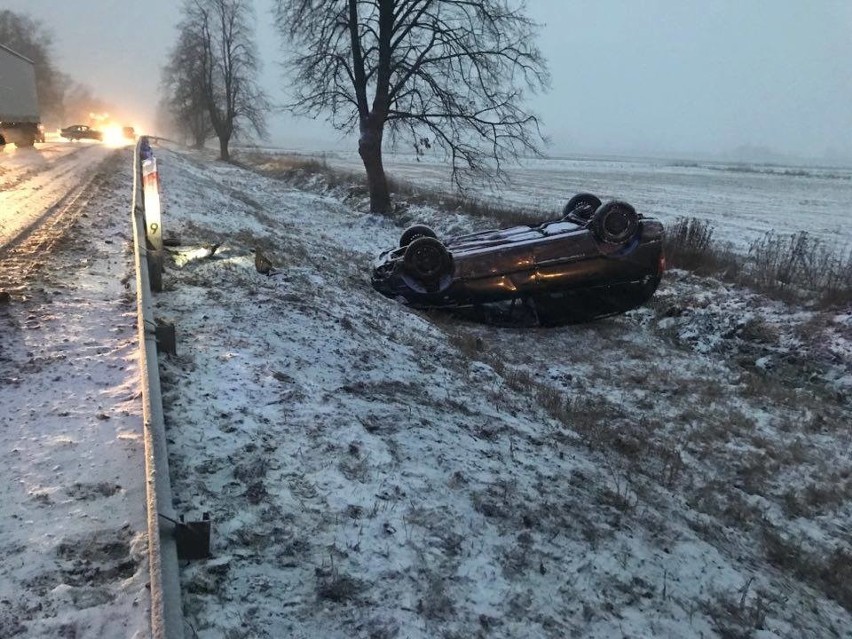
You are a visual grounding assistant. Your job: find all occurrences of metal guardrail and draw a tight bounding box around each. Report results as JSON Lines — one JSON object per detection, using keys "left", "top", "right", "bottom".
{"left": 131, "top": 136, "right": 184, "bottom": 639}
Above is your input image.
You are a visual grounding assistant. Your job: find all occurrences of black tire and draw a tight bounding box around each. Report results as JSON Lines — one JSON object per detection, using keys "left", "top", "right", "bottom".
{"left": 403, "top": 236, "right": 452, "bottom": 283}
{"left": 399, "top": 224, "right": 437, "bottom": 247}
{"left": 563, "top": 193, "right": 602, "bottom": 220}
{"left": 590, "top": 200, "right": 639, "bottom": 245}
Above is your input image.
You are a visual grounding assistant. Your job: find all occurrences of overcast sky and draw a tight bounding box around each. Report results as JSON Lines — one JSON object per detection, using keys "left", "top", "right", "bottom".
{"left": 4, "top": 0, "right": 851, "bottom": 161}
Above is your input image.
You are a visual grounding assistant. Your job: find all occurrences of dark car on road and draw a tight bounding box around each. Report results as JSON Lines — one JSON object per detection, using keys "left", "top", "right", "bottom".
{"left": 371, "top": 193, "right": 665, "bottom": 324}
{"left": 60, "top": 124, "right": 103, "bottom": 142}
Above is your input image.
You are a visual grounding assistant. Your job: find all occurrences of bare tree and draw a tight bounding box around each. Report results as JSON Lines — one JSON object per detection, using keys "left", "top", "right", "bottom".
{"left": 0, "top": 10, "right": 65, "bottom": 125}
{"left": 273, "top": 0, "right": 549, "bottom": 213}
{"left": 175, "top": 0, "right": 268, "bottom": 160}
{"left": 161, "top": 27, "right": 214, "bottom": 148}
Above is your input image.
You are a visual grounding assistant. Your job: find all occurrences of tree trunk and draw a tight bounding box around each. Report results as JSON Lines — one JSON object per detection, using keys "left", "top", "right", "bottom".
{"left": 218, "top": 134, "right": 230, "bottom": 161}
{"left": 358, "top": 125, "right": 390, "bottom": 213}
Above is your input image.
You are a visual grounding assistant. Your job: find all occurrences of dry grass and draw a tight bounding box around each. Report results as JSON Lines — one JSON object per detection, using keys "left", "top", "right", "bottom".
{"left": 385, "top": 174, "right": 541, "bottom": 227}
{"left": 666, "top": 217, "right": 852, "bottom": 308}
{"left": 316, "top": 570, "right": 365, "bottom": 603}
{"left": 701, "top": 581, "right": 768, "bottom": 639}
{"left": 761, "top": 527, "right": 852, "bottom": 613}
{"left": 444, "top": 317, "right": 852, "bottom": 619}
{"left": 664, "top": 217, "right": 738, "bottom": 275}
{"left": 236, "top": 153, "right": 357, "bottom": 190}
{"left": 417, "top": 575, "right": 456, "bottom": 620}
{"left": 782, "top": 473, "right": 852, "bottom": 518}
{"left": 237, "top": 151, "right": 543, "bottom": 228}
{"left": 746, "top": 231, "right": 852, "bottom": 306}
{"left": 445, "top": 331, "right": 486, "bottom": 359}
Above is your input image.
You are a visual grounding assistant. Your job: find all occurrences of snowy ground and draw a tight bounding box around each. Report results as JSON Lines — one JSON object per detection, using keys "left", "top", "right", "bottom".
{"left": 0, "top": 142, "right": 114, "bottom": 248}
{"left": 0, "top": 140, "right": 849, "bottom": 638}
{"left": 0, "top": 144, "right": 150, "bottom": 637}
{"left": 150, "top": 146, "right": 850, "bottom": 638}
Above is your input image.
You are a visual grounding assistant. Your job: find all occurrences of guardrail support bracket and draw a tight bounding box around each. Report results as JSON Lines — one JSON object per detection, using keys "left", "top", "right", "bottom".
{"left": 175, "top": 513, "right": 212, "bottom": 560}
{"left": 155, "top": 320, "right": 176, "bottom": 356}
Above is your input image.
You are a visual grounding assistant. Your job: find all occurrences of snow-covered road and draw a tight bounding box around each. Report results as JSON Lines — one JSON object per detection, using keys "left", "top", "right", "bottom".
{"left": 0, "top": 142, "right": 114, "bottom": 249}
{"left": 0, "top": 147, "right": 149, "bottom": 637}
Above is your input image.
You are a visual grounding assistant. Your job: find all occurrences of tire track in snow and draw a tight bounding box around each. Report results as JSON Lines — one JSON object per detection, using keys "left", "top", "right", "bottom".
{"left": 0, "top": 150, "right": 120, "bottom": 295}
{"left": 0, "top": 144, "right": 115, "bottom": 250}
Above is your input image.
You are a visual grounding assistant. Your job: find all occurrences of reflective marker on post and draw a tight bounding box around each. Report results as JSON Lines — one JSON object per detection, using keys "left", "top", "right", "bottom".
{"left": 141, "top": 153, "right": 164, "bottom": 291}
{"left": 141, "top": 158, "right": 163, "bottom": 253}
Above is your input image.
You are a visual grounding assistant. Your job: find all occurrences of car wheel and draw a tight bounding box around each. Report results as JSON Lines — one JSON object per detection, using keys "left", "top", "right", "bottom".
{"left": 399, "top": 224, "right": 437, "bottom": 247}
{"left": 403, "top": 237, "right": 452, "bottom": 283}
{"left": 563, "top": 193, "right": 602, "bottom": 220}
{"left": 590, "top": 200, "right": 639, "bottom": 245}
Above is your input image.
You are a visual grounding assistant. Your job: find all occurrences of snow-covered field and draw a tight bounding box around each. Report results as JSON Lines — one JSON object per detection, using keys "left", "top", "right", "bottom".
{"left": 1, "top": 141, "right": 849, "bottom": 638}
{"left": 295, "top": 149, "right": 852, "bottom": 251}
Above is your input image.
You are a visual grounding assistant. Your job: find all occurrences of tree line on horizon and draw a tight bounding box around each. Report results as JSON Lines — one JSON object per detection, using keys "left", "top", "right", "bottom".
{"left": 160, "top": 0, "right": 550, "bottom": 214}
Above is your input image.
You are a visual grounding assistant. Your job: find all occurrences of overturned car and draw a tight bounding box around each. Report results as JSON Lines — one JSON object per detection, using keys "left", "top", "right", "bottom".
{"left": 371, "top": 193, "right": 665, "bottom": 324}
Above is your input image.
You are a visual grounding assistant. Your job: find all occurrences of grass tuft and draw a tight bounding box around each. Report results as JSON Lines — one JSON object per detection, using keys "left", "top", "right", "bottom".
{"left": 665, "top": 217, "right": 852, "bottom": 308}
{"left": 664, "top": 217, "right": 737, "bottom": 274}
{"left": 762, "top": 526, "right": 852, "bottom": 612}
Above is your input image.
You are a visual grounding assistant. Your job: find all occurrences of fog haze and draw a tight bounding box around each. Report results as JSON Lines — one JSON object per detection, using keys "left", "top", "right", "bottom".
{"left": 4, "top": 0, "right": 851, "bottom": 162}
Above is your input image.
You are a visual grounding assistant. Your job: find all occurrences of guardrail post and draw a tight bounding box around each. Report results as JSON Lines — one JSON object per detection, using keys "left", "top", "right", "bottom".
{"left": 141, "top": 138, "right": 164, "bottom": 292}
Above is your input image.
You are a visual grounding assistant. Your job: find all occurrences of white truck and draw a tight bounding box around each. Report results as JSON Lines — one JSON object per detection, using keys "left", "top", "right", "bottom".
{"left": 0, "top": 43, "right": 43, "bottom": 148}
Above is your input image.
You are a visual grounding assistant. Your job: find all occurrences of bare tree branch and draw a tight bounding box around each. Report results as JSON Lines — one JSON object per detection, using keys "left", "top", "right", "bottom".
{"left": 161, "top": 25, "right": 214, "bottom": 147}
{"left": 163, "top": 0, "right": 269, "bottom": 160}
{"left": 273, "top": 0, "right": 549, "bottom": 212}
